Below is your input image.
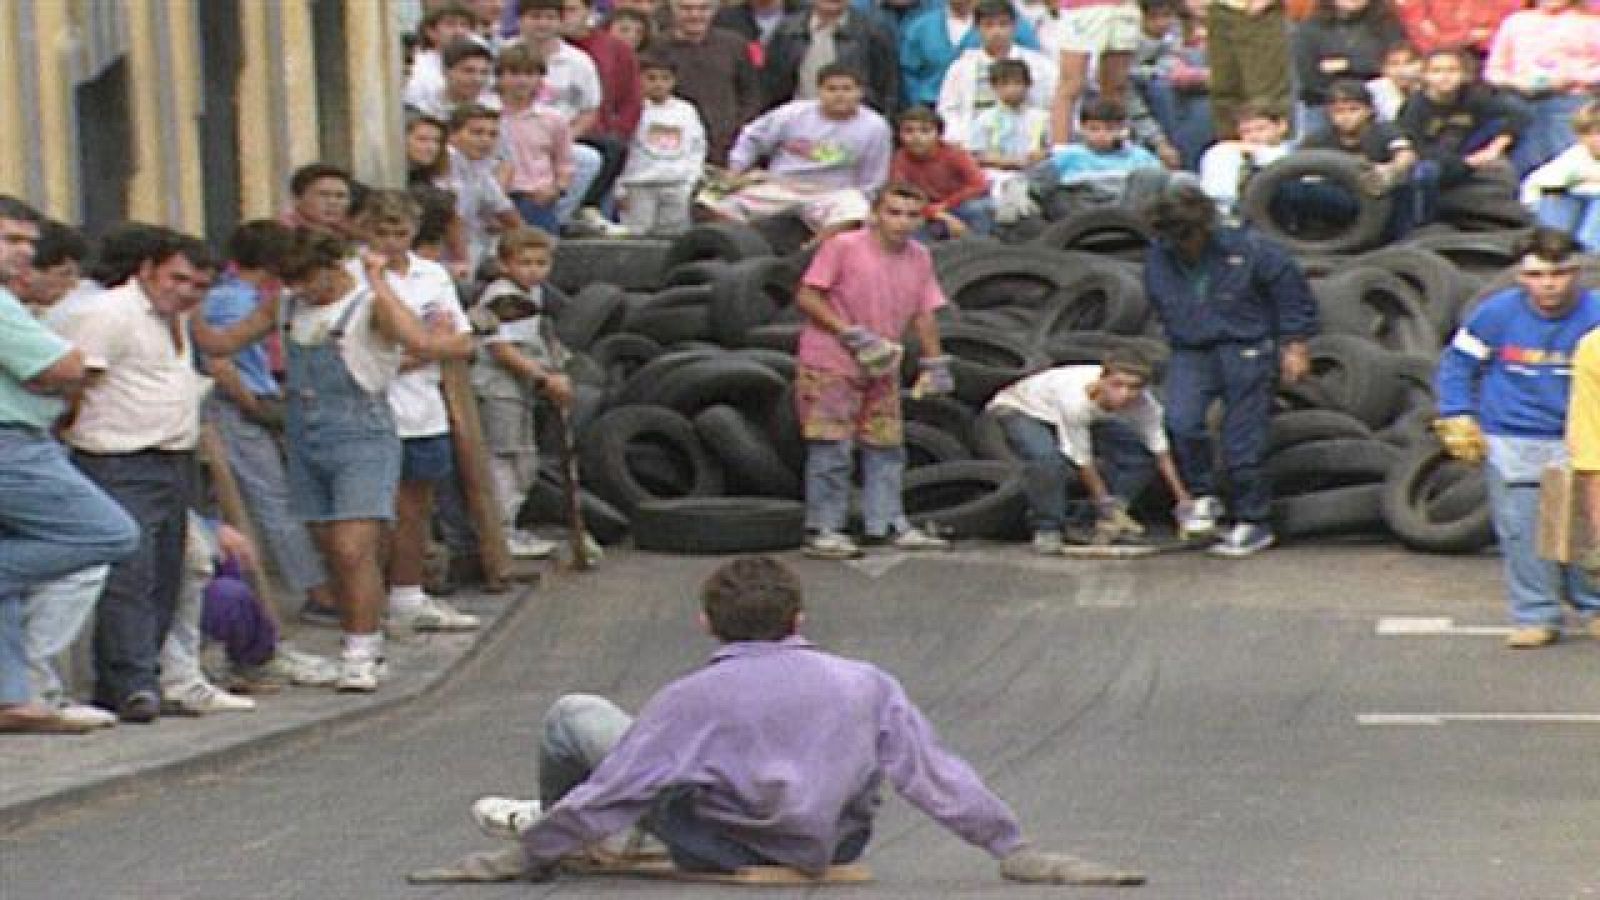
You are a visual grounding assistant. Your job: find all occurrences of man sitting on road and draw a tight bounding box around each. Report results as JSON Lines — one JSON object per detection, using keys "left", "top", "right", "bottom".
{"left": 417, "top": 555, "right": 1146, "bottom": 887}
{"left": 987, "top": 349, "right": 1193, "bottom": 554}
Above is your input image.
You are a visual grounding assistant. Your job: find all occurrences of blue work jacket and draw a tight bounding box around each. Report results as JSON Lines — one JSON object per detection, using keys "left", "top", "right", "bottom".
{"left": 1143, "top": 227, "right": 1319, "bottom": 350}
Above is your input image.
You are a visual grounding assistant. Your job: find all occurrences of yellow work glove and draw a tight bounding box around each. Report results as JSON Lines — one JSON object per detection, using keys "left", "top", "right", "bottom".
{"left": 1432, "top": 415, "right": 1487, "bottom": 464}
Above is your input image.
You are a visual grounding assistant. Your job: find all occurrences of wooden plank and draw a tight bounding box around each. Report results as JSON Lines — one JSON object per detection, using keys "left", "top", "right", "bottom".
{"left": 562, "top": 856, "right": 873, "bottom": 885}
{"left": 440, "top": 359, "right": 510, "bottom": 591}
{"left": 1537, "top": 462, "right": 1586, "bottom": 563}
{"left": 198, "top": 421, "right": 281, "bottom": 628}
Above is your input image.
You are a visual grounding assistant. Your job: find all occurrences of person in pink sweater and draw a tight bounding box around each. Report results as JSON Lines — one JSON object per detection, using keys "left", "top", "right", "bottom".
{"left": 1483, "top": 0, "right": 1600, "bottom": 175}
{"left": 496, "top": 45, "right": 577, "bottom": 236}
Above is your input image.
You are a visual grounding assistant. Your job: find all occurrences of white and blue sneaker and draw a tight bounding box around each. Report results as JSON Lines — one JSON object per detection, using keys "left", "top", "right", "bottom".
{"left": 1207, "top": 522, "right": 1275, "bottom": 558}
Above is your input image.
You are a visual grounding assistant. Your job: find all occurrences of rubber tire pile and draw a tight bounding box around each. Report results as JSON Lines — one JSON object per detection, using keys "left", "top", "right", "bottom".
{"left": 539, "top": 167, "right": 1559, "bottom": 555}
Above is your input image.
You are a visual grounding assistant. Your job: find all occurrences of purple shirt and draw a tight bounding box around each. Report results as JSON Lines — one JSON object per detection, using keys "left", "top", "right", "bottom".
{"left": 520, "top": 636, "right": 1025, "bottom": 874}
{"left": 729, "top": 100, "right": 892, "bottom": 193}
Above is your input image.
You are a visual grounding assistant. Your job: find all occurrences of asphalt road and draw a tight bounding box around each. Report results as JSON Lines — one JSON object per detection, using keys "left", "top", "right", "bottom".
{"left": 5, "top": 543, "right": 1600, "bottom": 899}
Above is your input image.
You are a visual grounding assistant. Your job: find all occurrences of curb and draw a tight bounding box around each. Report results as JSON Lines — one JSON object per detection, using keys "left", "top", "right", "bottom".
{"left": 0, "top": 580, "right": 537, "bottom": 837}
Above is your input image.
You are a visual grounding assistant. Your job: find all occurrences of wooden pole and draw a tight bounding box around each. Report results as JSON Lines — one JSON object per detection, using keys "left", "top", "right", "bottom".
{"left": 198, "top": 421, "right": 282, "bottom": 628}
{"left": 440, "top": 359, "right": 511, "bottom": 590}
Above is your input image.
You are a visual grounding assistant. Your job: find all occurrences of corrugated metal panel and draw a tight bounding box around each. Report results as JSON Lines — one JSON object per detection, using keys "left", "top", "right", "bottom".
{"left": 15, "top": 1, "right": 46, "bottom": 205}
{"left": 73, "top": 0, "right": 130, "bottom": 83}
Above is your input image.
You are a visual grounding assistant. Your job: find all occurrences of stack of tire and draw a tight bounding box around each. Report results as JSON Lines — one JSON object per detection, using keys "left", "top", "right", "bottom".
{"left": 542, "top": 170, "right": 1543, "bottom": 555}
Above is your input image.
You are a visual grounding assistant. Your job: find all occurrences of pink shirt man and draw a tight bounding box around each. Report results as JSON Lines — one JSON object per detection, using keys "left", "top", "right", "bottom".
{"left": 796, "top": 228, "right": 946, "bottom": 377}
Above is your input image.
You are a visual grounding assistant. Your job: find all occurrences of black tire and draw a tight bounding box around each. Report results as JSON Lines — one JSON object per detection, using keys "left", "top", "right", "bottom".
{"left": 764, "top": 384, "right": 806, "bottom": 473}
{"left": 970, "top": 408, "right": 1021, "bottom": 463}
{"left": 903, "top": 421, "right": 974, "bottom": 469}
{"left": 519, "top": 472, "right": 632, "bottom": 545}
{"left": 1404, "top": 230, "right": 1528, "bottom": 277}
{"left": 693, "top": 405, "right": 801, "bottom": 498}
{"left": 1241, "top": 149, "right": 1392, "bottom": 256}
{"left": 632, "top": 497, "right": 806, "bottom": 554}
{"left": 1031, "top": 207, "right": 1153, "bottom": 261}
{"left": 1033, "top": 262, "right": 1150, "bottom": 338}
{"left": 740, "top": 322, "right": 803, "bottom": 352}
{"left": 731, "top": 347, "right": 798, "bottom": 381}
{"left": 555, "top": 283, "right": 629, "bottom": 350}
{"left": 902, "top": 460, "right": 1029, "bottom": 539}
{"left": 661, "top": 258, "right": 731, "bottom": 288}
{"left": 620, "top": 294, "right": 714, "bottom": 346}
{"left": 1266, "top": 409, "right": 1374, "bottom": 456}
{"left": 936, "top": 324, "right": 1051, "bottom": 406}
{"left": 1266, "top": 437, "right": 1401, "bottom": 494}
{"left": 709, "top": 255, "right": 802, "bottom": 346}
{"left": 579, "top": 405, "right": 725, "bottom": 516}
{"left": 1379, "top": 441, "right": 1495, "bottom": 553}
{"left": 645, "top": 356, "right": 788, "bottom": 417}
{"left": 1356, "top": 246, "right": 1468, "bottom": 340}
{"left": 903, "top": 394, "right": 977, "bottom": 451}
{"left": 1280, "top": 334, "right": 1407, "bottom": 428}
{"left": 588, "top": 333, "right": 664, "bottom": 386}
{"left": 1311, "top": 267, "right": 1439, "bottom": 357}
{"left": 613, "top": 347, "right": 723, "bottom": 406}
{"left": 551, "top": 238, "right": 673, "bottom": 293}
{"left": 663, "top": 222, "right": 774, "bottom": 270}
{"left": 748, "top": 211, "right": 814, "bottom": 257}
{"left": 1273, "top": 484, "right": 1386, "bottom": 538}
{"left": 1041, "top": 331, "right": 1170, "bottom": 378}
{"left": 1437, "top": 180, "right": 1531, "bottom": 232}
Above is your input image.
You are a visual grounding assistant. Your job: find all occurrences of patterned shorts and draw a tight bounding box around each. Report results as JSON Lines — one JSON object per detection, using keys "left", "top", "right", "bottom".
{"left": 794, "top": 365, "right": 903, "bottom": 447}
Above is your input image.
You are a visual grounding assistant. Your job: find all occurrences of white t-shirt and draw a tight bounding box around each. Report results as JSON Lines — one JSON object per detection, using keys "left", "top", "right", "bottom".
{"left": 987, "top": 365, "right": 1168, "bottom": 466}
{"left": 510, "top": 38, "right": 602, "bottom": 123}
{"left": 345, "top": 255, "right": 470, "bottom": 438}
{"left": 287, "top": 284, "right": 404, "bottom": 399}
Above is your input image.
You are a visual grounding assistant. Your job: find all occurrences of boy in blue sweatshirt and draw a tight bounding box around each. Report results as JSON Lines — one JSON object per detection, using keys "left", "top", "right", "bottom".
{"left": 1029, "top": 98, "right": 1164, "bottom": 219}
{"left": 1434, "top": 228, "right": 1600, "bottom": 647}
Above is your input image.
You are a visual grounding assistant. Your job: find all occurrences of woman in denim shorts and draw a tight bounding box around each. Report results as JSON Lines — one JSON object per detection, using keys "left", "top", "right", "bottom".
{"left": 194, "top": 228, "right": 459, "bottom": 692}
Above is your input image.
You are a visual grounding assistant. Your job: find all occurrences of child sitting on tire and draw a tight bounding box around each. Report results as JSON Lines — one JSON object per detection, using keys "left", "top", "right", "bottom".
{"left": 1028, "top": 98, "right": 1166, "bottom": 221}
{"left": 1520, "top": 101, "right": 1600, "bottom": 252}
{"left": 1197, "top": 101, "right": 1294, "bottom": 221}
{"left": 1292, "top": 79, "right": 1423, "bottom": 240}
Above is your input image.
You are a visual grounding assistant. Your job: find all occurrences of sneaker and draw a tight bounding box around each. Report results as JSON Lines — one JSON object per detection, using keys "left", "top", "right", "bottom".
{"left": 1032, "top": 530, "right": 1064, "bottom": 555}
{"left": 890, "top": 525, "right": 950, "bottom": 552}
{"left": 507, "top": 530, "right": 557, "bottom": 559}
{"left": 237, "top": 648, "right": 340, "bottom": 687}
{"left": 803, "top": 531, "right": 862, "bottom": 560}
{"left": 392, "top": 595, "right": 481, "bottom": 632}
{"left": 335, "top": 656, "right": 389, "bottom": 693}
{"left": 116, "top": 690, "right": 161, "bottom": 724}
{"left": 471, "top": 796, "right": 544, "bottom": 841}
{"left": 55, "top": 702, "right": 117, "bottom": 729}
{"left": 1207, "top": 522, "right": 1275, "bottom": 558}
{"left": 1178, "top": 495, "right": 1224, "bottom": 541}
{"left": 161, "top": 679, "right": 257, "bottom": 715}
{"left": 577, "top": 207, "right": 629, "bottom": 237}
{"left": 1506, "top": 626, "right": 1560, "bottom": 648}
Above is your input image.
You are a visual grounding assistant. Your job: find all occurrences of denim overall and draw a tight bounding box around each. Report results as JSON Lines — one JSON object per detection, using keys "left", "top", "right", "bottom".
{"left": 282, "top": 293, "right": 402, "bottom": 523}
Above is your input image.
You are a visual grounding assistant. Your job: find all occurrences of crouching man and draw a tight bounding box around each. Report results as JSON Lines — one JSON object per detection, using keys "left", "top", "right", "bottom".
{"left": 987, "top": 349, "right": 1193, "bottom": 553}
{"left": 427, "top": 556, "right": 1146, "bottom": 887}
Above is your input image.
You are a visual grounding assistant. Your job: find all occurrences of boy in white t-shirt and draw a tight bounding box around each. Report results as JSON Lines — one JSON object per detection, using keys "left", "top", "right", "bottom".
{"left": 351, "top": 191, "right": 479, "bottom": 636}
{"left": 619, "top": 58, "right": 708, "bottom": 236}
{"left": 985, "top": 349, "right": 1192, "bottom": 554}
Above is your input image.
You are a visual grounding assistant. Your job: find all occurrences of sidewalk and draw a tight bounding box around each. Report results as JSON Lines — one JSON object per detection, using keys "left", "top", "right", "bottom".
{"left": 0, "top": 580, "right": 532, "bottom": 835}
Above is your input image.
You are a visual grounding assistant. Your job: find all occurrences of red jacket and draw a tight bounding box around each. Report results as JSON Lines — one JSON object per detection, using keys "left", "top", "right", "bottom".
{"left": 570, "top": 28, "right": 643, "bottom": 139}
{"left": 890, "top": 142, "right": 989, "bottom": 216}
{"left": 1391, "top": 0, "right": 1523, "bottom": 55}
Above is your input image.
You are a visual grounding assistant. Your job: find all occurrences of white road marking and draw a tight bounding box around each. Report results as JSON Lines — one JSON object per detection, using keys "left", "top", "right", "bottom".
{"left": 843, "top": 554, "right": 909, "bottom": 579}
{"left": 1375, "top": 616, "right": 1515, "bottom": 636}
{"left": 1359, "top": 713, "right": 1600, "bottom": 725}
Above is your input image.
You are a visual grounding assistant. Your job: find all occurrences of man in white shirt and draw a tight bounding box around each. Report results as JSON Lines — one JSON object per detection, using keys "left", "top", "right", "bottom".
{"left": 404, "top": 3, "right": 482, "bottom": 114}
{"left": 986, "top": 348, "right": 1192, "bottom": 553}
{"left": 54, "top": 232, "right": 211, "bottom": 722}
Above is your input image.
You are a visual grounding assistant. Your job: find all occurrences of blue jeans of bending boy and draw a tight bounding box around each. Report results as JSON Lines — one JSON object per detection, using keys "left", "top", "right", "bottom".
{"left": 996, "top": 411, "right": 1155, "bottom": 533}
{"left": 1484, "top": 435, "right": 1600, "bottom": 629}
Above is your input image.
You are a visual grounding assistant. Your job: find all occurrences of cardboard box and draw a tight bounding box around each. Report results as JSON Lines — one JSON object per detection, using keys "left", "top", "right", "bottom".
{"left": 1537, "top": 462, "right": 1590, "bottom": 563}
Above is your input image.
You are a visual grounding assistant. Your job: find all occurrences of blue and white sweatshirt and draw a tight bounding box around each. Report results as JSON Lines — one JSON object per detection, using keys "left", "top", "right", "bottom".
{"left": 1436, "top": 287, "right": 1600, "bottom": 438}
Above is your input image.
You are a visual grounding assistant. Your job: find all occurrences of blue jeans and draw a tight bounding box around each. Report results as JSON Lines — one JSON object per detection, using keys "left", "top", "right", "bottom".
{"left": 0, "top": 425, "right": 139, "bottom": 598}
{"left": 537, "top": 694, "right": 870, "bottom": 873}
{"left": 1536, "top": 193, "right": 1600, "bottom": 252}
{"left": 1511, "top": 93, "right": 1585, "bottom": 178}
{"left": 210, "top": 398, "right": 327, "bottom": 596}
{"left": 917, "top": 198, "right": 995, "bottom": 241}
{"left": 556, "top": 143, "right": 603, "bottom": 224}
{"left": 996, "top": 411, "right": 1155, "bottom": 532}
{"left": 1164, "top": 341, "right": 1275, "bottom": 524}
{"left": 512, "top": 194, "right": 561, "bottom": 236}
{"left": 72, "top": 450, "right": 194, "bottom": 704}
{"left": 0, "top": 593, "right": 27, "bottom": 704}
{"left": 804, "top": 440, "right": 910, "bottom": 537}
{"left": 1141, "top": 78, "right": 1213, "bottom": 171}
{"left": 25, "top": 564, "right": 109, "bottom": 703}
{"left": 1484, "top": 436, "right": 1600, "bottom": 628}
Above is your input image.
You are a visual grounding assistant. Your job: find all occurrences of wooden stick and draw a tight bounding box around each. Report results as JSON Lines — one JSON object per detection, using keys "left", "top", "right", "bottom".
{"left": 554, "top": 405, "right": 593, "bottom": 571}
{"left": 440, "top": 359, "right": 511, "bottom": 591}
{"left": 198, "top": 421, "right": 281, "bottom": 628}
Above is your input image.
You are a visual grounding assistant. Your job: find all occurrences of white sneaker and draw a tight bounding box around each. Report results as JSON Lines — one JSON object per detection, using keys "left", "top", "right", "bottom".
{"left": 335, "top": 656, "right": 388, "bottom": 693}
{"left": 890, "top": 525, "right": 950, "bottom": 552}
{"left": 1032, "top": 530, "right": 1064, "bottom": 555}
{"left": 471, "top": 796, "right": 544, "bottom": 841}
{"left": 577, "top": 207, "right": 628, "bottom": 237}
{"left": 804, "top": 530, "right": 862, "bottom": 560}
{"left": 507, "top": 531, "right": 557, "bottom": 559}
{"left": 242, "top": 647, "right": 340, "bottom": 686}
{"left": 55, "top": 701, "right": 117, "bottom": 729}
{"left": 392, "top": 595, "right": 481, "bottom": 632}
{"left": 1207, "top": 522, "right": 1276, "bottom": 559}
{"left": 162, "top": 679, "right": 257, "bottom": 715}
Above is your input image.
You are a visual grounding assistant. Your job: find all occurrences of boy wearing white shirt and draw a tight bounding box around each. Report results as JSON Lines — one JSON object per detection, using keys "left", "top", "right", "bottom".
{"left": 937, "top": 0, "right": 1058, "bottom": 146}
{"left": 986, "top": 350, "right": 1191, "bottom": 553}
{"left": 1522, "top": 101, "right": 1600, "bottom": 252}
{"left": 620, "top": 58, "right": 708, "bottom": 235}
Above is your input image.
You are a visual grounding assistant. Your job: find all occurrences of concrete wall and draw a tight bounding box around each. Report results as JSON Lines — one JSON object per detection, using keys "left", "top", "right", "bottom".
{"left": 0, "top": 0, "right": 406, "bottom": 240}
